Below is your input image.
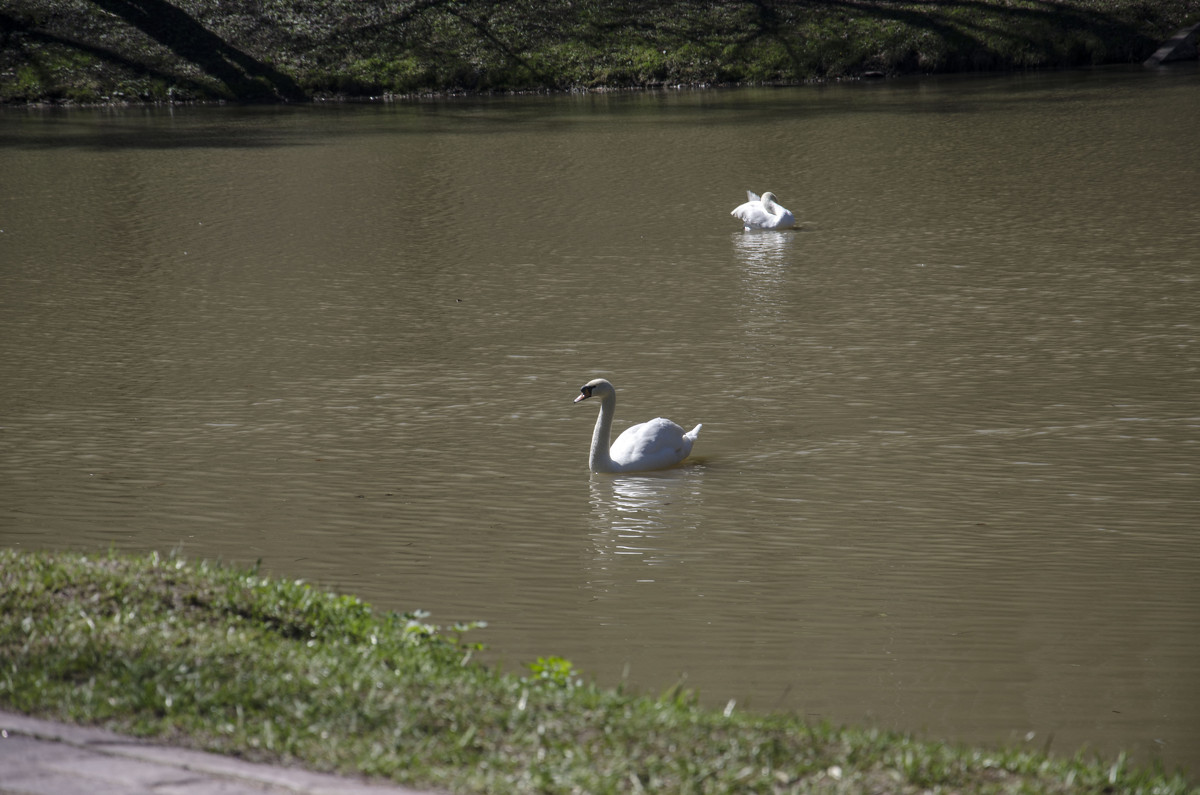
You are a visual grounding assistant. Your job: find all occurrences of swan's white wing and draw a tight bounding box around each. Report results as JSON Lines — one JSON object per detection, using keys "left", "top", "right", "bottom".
{"left": 733, "top": 200, "right": 795, "bottom": 230}
{"left": 610, "top": 417, "right": 695, "bottom": 471}
{"left": 747, "top": 190, "right": 761, "bottom": 202}
{"left": 731, "top": 200, "right": 772, "bottom": 229}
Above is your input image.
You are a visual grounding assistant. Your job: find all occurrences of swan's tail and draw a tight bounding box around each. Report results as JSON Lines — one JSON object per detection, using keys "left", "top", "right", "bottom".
{"left": 686, "top": 423, "right": 702, "bottom": 440}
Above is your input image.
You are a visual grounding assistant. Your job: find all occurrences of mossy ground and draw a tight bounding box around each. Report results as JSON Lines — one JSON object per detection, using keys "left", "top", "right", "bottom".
{"left": 1, "top": 549, "right": 1195, "bottom": 793}
{"left": 1, "top": 0, "right": 1196, "bottom": 104}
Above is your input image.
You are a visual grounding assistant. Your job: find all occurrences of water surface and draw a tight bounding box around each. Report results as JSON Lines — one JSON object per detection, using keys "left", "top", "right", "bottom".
{"left": 2, "top": 65, "right": 1198, "bottom": 773}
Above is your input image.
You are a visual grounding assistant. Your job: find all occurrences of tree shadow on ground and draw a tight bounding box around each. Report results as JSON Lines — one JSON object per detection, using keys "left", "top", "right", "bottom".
{"left": 0, "top": 11, "right": 218, "bottom": 100}
{"left": 565, "top": 0, "right": 1161, "bottom": 75}
{"left": 87, "top": 0, "right": 306, "bottom": 100}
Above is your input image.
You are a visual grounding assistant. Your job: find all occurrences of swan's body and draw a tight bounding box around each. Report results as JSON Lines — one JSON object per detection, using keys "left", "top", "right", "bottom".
{"left": 731, "top": 190, "right": 795, "bottom": 230}
{"left": 574, "top": 378, "right": 701, "bottom": 473}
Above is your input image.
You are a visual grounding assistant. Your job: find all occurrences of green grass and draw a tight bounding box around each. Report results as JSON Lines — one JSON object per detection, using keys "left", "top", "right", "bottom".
{"left": 0, "top": 0, "right": 1195, "bottom": 103}
{"left": 1, "top": 548, "right": 1195, "bottom": 793}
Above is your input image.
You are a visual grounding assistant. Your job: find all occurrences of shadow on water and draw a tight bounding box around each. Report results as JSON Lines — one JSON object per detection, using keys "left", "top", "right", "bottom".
{"left": 2, "top": 67, "right": 1187, "bottom": 154}
{"left": 0, "top": 107, "right": 324, "bottom": 151}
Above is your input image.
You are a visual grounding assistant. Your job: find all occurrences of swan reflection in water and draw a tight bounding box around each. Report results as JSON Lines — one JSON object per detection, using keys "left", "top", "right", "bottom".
{"left": 733, "top": 228, "right": 795, "bottom": 278}
{"left": 585, "top": 467, "right": 706, "bottom": 597}
{"left": 732, "top": 230, "right": 797, "bottom": 333}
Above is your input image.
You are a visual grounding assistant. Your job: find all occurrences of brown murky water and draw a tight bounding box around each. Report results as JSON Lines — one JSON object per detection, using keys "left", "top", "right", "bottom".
{"left": 2, "top": 65, "right": 1198, "bottom": 773}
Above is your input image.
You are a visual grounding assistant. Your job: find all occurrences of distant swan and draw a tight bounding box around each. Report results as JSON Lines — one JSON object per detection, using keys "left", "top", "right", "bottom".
{"left": 574, "top": 378, "right": 702, "bottom": 473}
{"left": 731, "top": 190, "right": 795, "bottom": 230}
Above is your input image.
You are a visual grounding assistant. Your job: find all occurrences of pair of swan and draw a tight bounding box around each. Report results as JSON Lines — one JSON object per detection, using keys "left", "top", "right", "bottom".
{"left": 575, "top": 378, "right": 701, "bottom": 473}
{"left": 571, "top": 191, "right": 794, "bottom": 472}
{"left": 731, "top": 190, "right": 795, "bottom": 230}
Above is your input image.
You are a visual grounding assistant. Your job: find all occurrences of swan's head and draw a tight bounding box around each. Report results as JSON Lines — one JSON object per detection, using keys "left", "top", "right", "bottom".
{"left": 761, "top": 191, "right": 777, "bottom": 204}
{"left": 574, "top": 378, "right": 615, "bottom": 403}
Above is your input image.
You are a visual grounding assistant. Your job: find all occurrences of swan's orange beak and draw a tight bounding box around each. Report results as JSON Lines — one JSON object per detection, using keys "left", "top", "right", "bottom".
{"left": 574, "top": 393, "right": 589, "bottom": 403}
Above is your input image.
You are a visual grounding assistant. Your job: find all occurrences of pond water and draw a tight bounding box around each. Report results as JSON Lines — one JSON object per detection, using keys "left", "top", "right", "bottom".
{"left": 2, "top": 65, "right": 1198, "bottom": 774}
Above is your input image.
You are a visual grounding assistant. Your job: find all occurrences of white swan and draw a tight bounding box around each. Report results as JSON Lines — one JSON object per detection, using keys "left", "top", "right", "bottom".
{"left": 574, "top": 378, "right": 702, "bottom": 473}
{"left": 731, "top": 190, "right": 795, "bottom": 230}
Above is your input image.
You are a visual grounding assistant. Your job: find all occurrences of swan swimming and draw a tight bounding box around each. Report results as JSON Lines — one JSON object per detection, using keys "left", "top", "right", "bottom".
{"left": 574, "top": 378, "right": 702, "bottom": 473}
{"left": 731, "top": 190, "right": 795, "bottom": 230}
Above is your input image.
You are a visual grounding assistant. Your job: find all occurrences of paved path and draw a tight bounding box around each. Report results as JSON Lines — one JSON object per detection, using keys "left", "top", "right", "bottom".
{"left": 0, "top": 711, "right": 442, "bottom": 795}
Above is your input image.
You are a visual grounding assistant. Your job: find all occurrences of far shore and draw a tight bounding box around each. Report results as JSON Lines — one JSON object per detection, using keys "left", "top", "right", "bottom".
{"left": 2, "top": 0, "right": 1196, "bottom": 106}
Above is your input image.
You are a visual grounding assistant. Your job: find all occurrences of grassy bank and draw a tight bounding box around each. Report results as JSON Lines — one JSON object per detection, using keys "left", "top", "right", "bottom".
{"left": 0, "top": 0, "right": 1196, "bottom": 104}
{"left": 0, "top": 549, "right": 1194, "bottom": 794}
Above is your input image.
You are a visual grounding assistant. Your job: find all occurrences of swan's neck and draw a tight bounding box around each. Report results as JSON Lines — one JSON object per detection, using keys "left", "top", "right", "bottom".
{"left": 589, "top": 393, "right": 618, "bottom": 473}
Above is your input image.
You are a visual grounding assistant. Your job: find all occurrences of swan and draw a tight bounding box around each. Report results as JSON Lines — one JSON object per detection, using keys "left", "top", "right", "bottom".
{"left": 574, "top": 378, "right": 702, "bottom": 473}
{"left": 731, "top": 190, "right": 795, "bottom": 230}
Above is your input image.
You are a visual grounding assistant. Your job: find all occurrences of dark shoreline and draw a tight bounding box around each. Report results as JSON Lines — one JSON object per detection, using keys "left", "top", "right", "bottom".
{"left": 3, "top": 0, "right": 1196, "bottom": 106}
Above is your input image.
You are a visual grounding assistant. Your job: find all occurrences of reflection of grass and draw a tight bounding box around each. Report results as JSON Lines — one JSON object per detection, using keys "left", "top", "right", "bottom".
{"left": 0, "top": 0, "right": 1194, "bottom": 102}
{"left": 2, "top": 549, "right": 1195, "bottom": 793}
